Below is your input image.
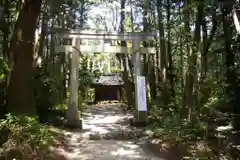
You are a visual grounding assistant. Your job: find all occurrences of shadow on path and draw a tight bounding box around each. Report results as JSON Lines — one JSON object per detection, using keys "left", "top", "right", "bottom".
{"left": 55, "top": 103, "right": 167, "bottom": 160}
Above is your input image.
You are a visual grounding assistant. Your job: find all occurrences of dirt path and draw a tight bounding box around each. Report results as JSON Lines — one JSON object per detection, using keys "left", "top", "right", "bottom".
{"left": 56, "top": 104, "right": 164, "bottom": 160}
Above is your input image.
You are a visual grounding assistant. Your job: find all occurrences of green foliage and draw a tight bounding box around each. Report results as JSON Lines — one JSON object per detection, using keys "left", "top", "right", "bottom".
{"left": 0, "top": 114, "right": 58, "bottom": 159}
{"left": 147, "top": 91, "right": 235, "bottom": 159}
{"left": 0, "top": 57, "right": 8, "bottom": 117}
{"left": 34, "top": 68, "right": 57, "bottom": 110}
{"left": 147, "top": 104, "right": 213, "bottom": 158}
{"left": 0, "top": 0, "right": 239, "bottom": 159}
{"left": 34, "top": 67, "right": 64, "bottom": 123}
{"left": 79, "top": 67, "right": 95, "bottom": 86}
{"left": 0, "top": 57, "right": 8, "bottom": 81}
{"left": 79, "top": 56, "right": 96, "bottom": 102}
{"left": 110, "top": 66, "right": 121, "bottom": 73}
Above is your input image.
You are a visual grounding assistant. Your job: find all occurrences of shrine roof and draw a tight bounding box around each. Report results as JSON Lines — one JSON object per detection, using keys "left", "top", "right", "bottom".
{"left": 91, "top": 74, "right": 124, "bottom": 86}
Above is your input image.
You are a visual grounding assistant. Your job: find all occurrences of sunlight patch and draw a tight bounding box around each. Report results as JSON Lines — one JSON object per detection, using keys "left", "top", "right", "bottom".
{"left": 110, "top": 147, "right": 141, "bottom": 158}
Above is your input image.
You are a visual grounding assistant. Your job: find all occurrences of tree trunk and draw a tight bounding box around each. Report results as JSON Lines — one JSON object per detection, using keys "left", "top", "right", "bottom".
{"left": 38, "top": 1, "right": 48, "bottom": 61}
{"left": 221, "top": 2, "right": 240, "bottom": 130}
{"left": 182, "top": 1, "right": 203, "bottom": 120}
{"left": 198, "top": 5, "right": 217, "bottom": 107}
{"left": 3, "top": 0, "right": 9, "bottom": 59}
{"left": 166, "top": 0, "right": 174, "bottom": 99}
{"left": 156, "top": 0, "right": 167, "bottom": 83}
{"left": 119, "top": 0, "right": 134, "bottom": 108}
{"left": 8, "top": 0, "right": 42, "bottom": 115}
{"left": 156, "top": 0, "right": 167, "bottom": 104}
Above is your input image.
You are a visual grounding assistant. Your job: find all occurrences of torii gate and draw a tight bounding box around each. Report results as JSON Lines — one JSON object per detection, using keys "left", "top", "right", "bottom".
{"left": 52, "top": 28, "right": 157, "bottom": 128}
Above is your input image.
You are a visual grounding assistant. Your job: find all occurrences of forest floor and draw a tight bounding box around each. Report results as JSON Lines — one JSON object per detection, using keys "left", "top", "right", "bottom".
{"left": 52, "top": 103, "right": 165, "bottom": 160}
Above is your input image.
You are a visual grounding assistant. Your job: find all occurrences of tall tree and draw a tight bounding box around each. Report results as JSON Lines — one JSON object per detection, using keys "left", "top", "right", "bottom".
{"left": 221, "top": 0, "right": 240, "bottom": 130}
{"left": 8, "top": 0, "right": 42, "bottom": 115}
{"left": 182, "top": 1, "right": 203, "bottom": 120}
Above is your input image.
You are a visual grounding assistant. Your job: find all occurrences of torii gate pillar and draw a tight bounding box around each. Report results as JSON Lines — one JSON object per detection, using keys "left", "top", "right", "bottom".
{"left": 131, "top": 39, "right": 148, "bottom": 126}
{"left": 66, "top": 38, "right": 82, "bottom": 128}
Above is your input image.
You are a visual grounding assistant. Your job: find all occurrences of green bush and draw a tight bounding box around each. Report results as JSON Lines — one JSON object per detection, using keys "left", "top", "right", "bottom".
{"left": 0, "top": 57, "right": 8, "bottom": 118}
{"left": 0, "top": 57, "right": 8, "bottom": 81}
{"left": 0, "top": 114, "right": 57, "bottom": 159}
{"left": 34, "top": 67, "right": 59, "bottom": 119}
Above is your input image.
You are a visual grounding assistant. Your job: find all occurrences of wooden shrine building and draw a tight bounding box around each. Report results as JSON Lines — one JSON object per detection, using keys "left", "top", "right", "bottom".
{"left": 91, "top": 73, "right": 124, "bottom": 103}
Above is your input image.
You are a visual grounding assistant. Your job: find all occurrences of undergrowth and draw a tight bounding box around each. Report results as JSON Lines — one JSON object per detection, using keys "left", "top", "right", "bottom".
{"left": 146, "top": 98, "right": 235, "bottom": 159}
{"left": 0, "top": 114, "right": 65, "bottom": 160}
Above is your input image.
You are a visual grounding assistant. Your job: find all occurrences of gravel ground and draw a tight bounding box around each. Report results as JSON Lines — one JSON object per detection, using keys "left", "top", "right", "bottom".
{"left": 58, "top": 104, "right": 164, "bottom": 160}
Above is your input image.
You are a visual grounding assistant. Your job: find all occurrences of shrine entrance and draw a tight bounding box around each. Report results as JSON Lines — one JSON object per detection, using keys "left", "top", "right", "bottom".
{"left": 52, "top": 28, "right": 157, "bottom": 128}
{"left": 91, "top": 74, "right": 124, "bottom": 103}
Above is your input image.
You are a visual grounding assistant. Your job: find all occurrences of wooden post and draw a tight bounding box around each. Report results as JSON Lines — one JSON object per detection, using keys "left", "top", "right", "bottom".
{"left": 66, "top": 37, "right": 82, "bottom": 128}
